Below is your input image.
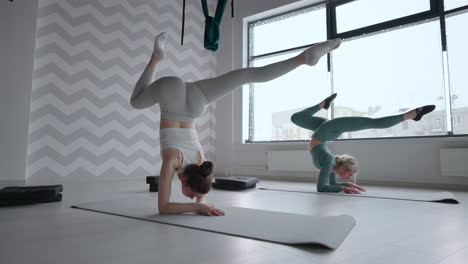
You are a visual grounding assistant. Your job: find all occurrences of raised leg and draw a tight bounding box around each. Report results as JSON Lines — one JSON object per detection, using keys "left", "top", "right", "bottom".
{"left": 130, "top": 32, "right": 167, "bottom": 109}
{"left": 291, "top": 104, "right": 328, "bottom": 131}
{"left": 194, "top": 39, "right": 341, "bottom": 103}
{"left": 314, "top": 114, "right": 405, "bottom": 142}
{"left": 290, "top": 93, "right": 338, "bottom": 131}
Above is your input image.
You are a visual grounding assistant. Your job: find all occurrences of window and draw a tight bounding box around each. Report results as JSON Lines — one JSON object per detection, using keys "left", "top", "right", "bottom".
{"left": 244, "top": 0, "right": 468, "bottom": 142}
{"left": 246, "top": 51, "right": 330, "bottom": 141}
{"left": 333, "top": 21, "right": 446, "bottom": 139}
{"left": 445, "top": 0, "right": 468, "bottom": 10}
{"left": 446, "top": 11, "right": 468, "bottom": 134}
{"left": 244, "top": 4, "right": 329, "bottom": 142}
{"left": 336, "top": 0, "right": 429, "bottom": 33}
{"left": 250, "top": 6, "right": 326, "bottom": 56}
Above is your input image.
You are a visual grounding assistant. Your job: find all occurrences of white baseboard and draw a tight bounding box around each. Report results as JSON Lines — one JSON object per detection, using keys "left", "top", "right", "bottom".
{"left": 24, "top": 175, "right": 142, "bottom": 185}
{"left": 0, "top": 180, "right": 26, "bottom": 187}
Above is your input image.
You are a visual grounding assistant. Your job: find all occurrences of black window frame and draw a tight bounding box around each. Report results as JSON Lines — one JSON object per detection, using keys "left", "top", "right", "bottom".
{"left": 245, "top": 0, "right": 468, "bottom": 143}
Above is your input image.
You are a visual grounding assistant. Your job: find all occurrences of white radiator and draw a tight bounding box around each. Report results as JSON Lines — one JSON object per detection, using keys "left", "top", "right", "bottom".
{"left": 440, "top": 148, "right": 468, "bottom": 177}
{"left": 267, "top": 150, "right": 317, "bottom": 172}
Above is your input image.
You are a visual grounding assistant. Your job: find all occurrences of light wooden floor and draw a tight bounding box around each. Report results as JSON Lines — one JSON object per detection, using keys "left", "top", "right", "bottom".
{"left": 1, "top": 177, "right": 467, "bottom": 264}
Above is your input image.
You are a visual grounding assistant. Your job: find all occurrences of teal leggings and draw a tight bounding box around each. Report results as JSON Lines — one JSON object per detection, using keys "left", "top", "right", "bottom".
{"left": 290, "top": 104, "right": 405, "bottom": 142}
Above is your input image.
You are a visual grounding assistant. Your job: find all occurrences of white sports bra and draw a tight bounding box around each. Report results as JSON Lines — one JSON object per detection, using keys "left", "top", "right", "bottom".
{"left": 159, "top": 128, "right": 203, "bottom": 173}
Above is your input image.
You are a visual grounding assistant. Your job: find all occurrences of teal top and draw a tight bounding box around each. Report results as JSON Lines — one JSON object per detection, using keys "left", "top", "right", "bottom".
{"left": 310, "top": 144, "right": 347, "bottom": 192}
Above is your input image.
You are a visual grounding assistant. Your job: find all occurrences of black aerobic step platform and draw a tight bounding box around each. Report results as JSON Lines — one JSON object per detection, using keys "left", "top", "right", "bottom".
{"left": 146, "top": 176, "right": 159, "bottom": 192}
{"left": 212, "top": 176, "right": 259, "bottom": 190}
{"left": 0, "top": 185, "right": 63, "bottom": 207}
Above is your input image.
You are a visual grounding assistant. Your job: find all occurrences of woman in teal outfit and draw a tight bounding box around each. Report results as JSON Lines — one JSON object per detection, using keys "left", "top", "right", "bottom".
{"left": 291, "top": 94, "right": 435, "bottom": 194}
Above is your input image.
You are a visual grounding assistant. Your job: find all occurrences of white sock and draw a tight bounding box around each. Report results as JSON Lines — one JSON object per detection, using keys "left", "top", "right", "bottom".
{"left": 152, "top": 32, "right": 167, "bottom": 59}
{"left": 304, "top": 38, "right": 341, "bottom": 66}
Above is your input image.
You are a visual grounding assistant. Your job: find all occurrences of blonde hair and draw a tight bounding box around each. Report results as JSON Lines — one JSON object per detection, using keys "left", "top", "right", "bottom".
{"left": 335, "top": 154, "right": 358, "bottom": 172}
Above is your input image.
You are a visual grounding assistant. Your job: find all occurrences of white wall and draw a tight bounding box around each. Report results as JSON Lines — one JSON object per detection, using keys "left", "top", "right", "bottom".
{"left": 215, "top": 0, "right": 468, "bottom": 188}
{"left": 0, "top": 0, "right": 39, "bottom": 183}
{"left": 25, "top": 0, "right": 217, "bottom": 183}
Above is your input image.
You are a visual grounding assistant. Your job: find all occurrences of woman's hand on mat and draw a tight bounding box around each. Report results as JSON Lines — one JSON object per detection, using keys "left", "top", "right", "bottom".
{"left": 197, "top": 203, "right": 225, "bottom": 216}
{"left": 347, "top": 183, "right": 366, "bottom": 192}
{"left": 342, "top": 186, "right": 361, "bottom": 194}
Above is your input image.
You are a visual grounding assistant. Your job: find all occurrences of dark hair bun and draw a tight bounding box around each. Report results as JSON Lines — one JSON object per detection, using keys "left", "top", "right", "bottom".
{"left": 199, "top": 161, "right": 214, "bottom": 177}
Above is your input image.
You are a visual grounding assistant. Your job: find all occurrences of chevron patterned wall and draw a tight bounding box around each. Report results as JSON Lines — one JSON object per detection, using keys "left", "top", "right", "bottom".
{"left": 26, "top": 0, "right": 218, "bottom": 180}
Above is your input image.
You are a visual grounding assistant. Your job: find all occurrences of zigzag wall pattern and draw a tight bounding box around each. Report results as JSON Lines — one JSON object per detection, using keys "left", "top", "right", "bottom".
{"left": 26, "top": 0, "right": 218, "bottom": 180}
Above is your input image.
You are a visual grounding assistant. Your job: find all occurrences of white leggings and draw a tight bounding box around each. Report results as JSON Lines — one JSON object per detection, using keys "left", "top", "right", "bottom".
{"left": 130, "top": 55, "right": 299, "bottom": 123}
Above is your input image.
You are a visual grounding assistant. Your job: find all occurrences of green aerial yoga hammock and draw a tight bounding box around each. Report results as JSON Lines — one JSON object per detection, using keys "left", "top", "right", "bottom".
{"left": 181, "top": 0, "right": 233, "bottom": 51}
{"left": 201, "top": 0, "right": 227, "bottom": 51}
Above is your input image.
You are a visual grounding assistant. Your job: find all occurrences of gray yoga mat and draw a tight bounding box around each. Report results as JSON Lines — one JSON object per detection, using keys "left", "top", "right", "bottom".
{"left": 72, "top": 197, "right": 356, "bottom": 249}
{"left": 259, "top": 187, "right": 459, "bottom": 204}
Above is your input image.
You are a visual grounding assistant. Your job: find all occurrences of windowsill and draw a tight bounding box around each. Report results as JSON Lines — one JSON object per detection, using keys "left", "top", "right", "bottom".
{"left": 243, "top": 134, "right": 468, "bottom": 145}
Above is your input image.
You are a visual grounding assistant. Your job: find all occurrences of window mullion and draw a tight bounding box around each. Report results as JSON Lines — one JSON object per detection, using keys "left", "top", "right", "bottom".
{"left": 437, "top": 0, "right": 453, "bottom": 135}
{"left": 442, "top": 51, "right": 454, "bottom": 135}
{"left": 437, "top": 0, "right": 447, "bottom": 51}
{"left": 336, "top": 11, "right": 438, "bottom": 40}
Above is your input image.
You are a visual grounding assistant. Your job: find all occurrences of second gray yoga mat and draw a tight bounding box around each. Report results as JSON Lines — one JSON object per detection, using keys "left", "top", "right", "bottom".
{"left": 259, "top": 187, "right": 459, "bottom": 204}
{"left": 72, "top": 197, "right": 356, "bottom": 249}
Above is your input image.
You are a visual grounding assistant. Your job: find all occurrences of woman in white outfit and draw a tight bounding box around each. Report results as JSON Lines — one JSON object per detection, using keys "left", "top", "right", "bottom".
{"left": 131, "top": 32, "right": 341, "bottom": 215}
